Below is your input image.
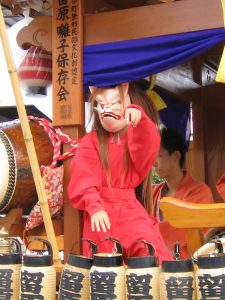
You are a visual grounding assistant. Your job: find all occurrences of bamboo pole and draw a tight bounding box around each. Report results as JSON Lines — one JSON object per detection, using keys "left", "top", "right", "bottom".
{"left": 0, "top": 5, "right": 61, "bottom": 264}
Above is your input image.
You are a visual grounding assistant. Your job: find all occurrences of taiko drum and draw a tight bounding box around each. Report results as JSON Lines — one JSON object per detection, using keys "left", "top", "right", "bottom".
{"left": 0, "top": 121, "right": 53, "bottom": 214}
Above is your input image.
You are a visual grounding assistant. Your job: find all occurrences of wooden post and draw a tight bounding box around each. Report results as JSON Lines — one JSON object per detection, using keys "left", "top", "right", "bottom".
{"left": 52, "top": 0, "right": 84, "bottom": 261}
{"left": 52, "top": 0, "right": 84, "bottom": 127}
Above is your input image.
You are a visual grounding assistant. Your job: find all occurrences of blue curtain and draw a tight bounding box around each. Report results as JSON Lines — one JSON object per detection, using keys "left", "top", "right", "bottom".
{"left": 84, "top": 28, "right": 225, "bottom": 87}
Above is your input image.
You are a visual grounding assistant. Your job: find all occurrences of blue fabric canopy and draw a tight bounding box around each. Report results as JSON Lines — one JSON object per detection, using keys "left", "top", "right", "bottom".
{"left": 84, "top": 28, "right": 225, "bottom": 87}
{"left": 83, "top": 27, "right": 225, "bottom": 147}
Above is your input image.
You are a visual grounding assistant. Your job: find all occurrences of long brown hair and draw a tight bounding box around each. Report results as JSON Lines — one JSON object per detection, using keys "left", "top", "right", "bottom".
{"left": 89, "top": 82, "right": 159, "bottom": 214}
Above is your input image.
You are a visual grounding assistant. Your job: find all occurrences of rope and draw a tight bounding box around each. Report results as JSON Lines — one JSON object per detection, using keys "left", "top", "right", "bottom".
{"left": 27, "top": 116, "right": 79, "bottom": 171}
{"left": 10, "top": 116, "right": 79, "bottom": 172}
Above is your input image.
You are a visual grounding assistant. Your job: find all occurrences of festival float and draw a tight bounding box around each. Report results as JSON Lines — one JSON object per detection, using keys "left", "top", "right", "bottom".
{"left": 0, "top": 0, "right": 225, "bottom": 299}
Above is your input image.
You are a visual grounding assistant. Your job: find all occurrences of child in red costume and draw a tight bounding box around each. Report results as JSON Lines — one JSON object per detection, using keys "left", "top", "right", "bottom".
{"left": 68, "top": 82, "right": 172, "bottom": 263}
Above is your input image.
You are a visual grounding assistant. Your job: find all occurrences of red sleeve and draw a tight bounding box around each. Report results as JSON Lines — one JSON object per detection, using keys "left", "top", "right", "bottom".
{"left": 67, "top": 133, "right": 105, "bottom": 216}
{"left": 216, "top": 172, "right": 225, "bottom": 201}
{"left": 126, "top": 104, "right": 160, "bottom": 182}
{"left": 152, "top": 183, "right": 165, "bottom": 217}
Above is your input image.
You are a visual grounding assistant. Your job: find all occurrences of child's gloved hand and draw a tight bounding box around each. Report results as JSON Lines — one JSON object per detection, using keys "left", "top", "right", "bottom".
{"left": 124, "top": 107, "right": 141, "bottom": 127}
{"left": 91, "top": 210, "right": 111, "bottom": 232}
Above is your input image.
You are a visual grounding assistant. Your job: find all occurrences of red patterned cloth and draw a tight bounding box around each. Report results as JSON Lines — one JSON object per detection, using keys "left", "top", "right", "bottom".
{"left": 25, "top": 116, "right": 79, "bottom": 230}
{"left": 25, "top": 165, "right": 63, "bottom": 230}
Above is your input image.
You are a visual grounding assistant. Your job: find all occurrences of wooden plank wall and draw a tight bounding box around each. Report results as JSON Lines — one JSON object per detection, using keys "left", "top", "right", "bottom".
{"left": 186, "top": 84, "right": 225, "bottom": 202}
{"left": 203, "top": 84, "right": 225, "bottom": 202}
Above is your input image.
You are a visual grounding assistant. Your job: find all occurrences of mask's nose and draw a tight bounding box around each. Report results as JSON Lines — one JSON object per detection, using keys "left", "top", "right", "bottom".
{"left": 99, "top": 103, "right": 110, "bottom": 109}
{"left": 104, "top": 102, "right": 112, "bottom": 109}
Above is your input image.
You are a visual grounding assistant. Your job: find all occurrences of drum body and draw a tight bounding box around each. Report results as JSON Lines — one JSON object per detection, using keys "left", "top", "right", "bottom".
{"left": 0, "top": 121, "right": 53, "bottom": 213}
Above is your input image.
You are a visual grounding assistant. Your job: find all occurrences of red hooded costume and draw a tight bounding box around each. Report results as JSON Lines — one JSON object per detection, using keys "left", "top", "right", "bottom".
{"left": 68, "top": 104, "right": 172, "bottom": 263}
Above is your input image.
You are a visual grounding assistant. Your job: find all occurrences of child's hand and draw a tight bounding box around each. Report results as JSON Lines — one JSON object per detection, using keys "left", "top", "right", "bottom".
{"left": 91, "top": 210, "right": 111, "bottom": 232}
{"left": 124, "top": 107, "right": 141, "bottom": 127}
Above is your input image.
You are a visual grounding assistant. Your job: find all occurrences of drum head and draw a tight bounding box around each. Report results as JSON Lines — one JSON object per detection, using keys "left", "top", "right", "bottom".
{"left": 0, "top": 129, "right": 16, "bottom": 211}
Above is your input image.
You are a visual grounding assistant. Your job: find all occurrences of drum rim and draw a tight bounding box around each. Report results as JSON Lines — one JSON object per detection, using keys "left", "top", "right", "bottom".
{"left": 0, "top": 129, "right": 16, "bottom": 211}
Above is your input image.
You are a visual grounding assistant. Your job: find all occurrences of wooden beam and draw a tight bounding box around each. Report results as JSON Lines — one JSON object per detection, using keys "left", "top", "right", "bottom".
{"left": 84, "top": 0, "right": 115, "bottom": 13}
{"left": 159, "top": 196, "right": 225, "bottom": 253}
{"left": 84, "top": 0, "right": 223, "bottom": 45}
{"left": 160, "top": 197, "right": 225, "bottom": 228}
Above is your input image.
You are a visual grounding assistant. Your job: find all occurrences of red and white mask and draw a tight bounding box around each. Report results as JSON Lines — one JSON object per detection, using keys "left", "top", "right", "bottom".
{"left": 90, "top": 83, "right": 131, "bottom": 133}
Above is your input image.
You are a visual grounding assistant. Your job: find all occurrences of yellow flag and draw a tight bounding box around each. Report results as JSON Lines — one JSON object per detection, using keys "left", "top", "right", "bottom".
{"left": 146, "top": 75, "right": 167, "bottom": 111}
{"left": 216, "top": 0, "right": 225, "bottom": 83}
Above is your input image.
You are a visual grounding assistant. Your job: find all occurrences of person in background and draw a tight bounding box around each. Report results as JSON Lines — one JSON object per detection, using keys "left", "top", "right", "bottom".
{"left": 152, "top": 127, "right": 214, "bottom": 258}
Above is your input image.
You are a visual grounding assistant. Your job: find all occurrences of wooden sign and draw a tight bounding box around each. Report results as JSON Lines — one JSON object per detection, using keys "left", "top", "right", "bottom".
{"left": 52, "top": 0, "right": 84, "bottom": 126}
